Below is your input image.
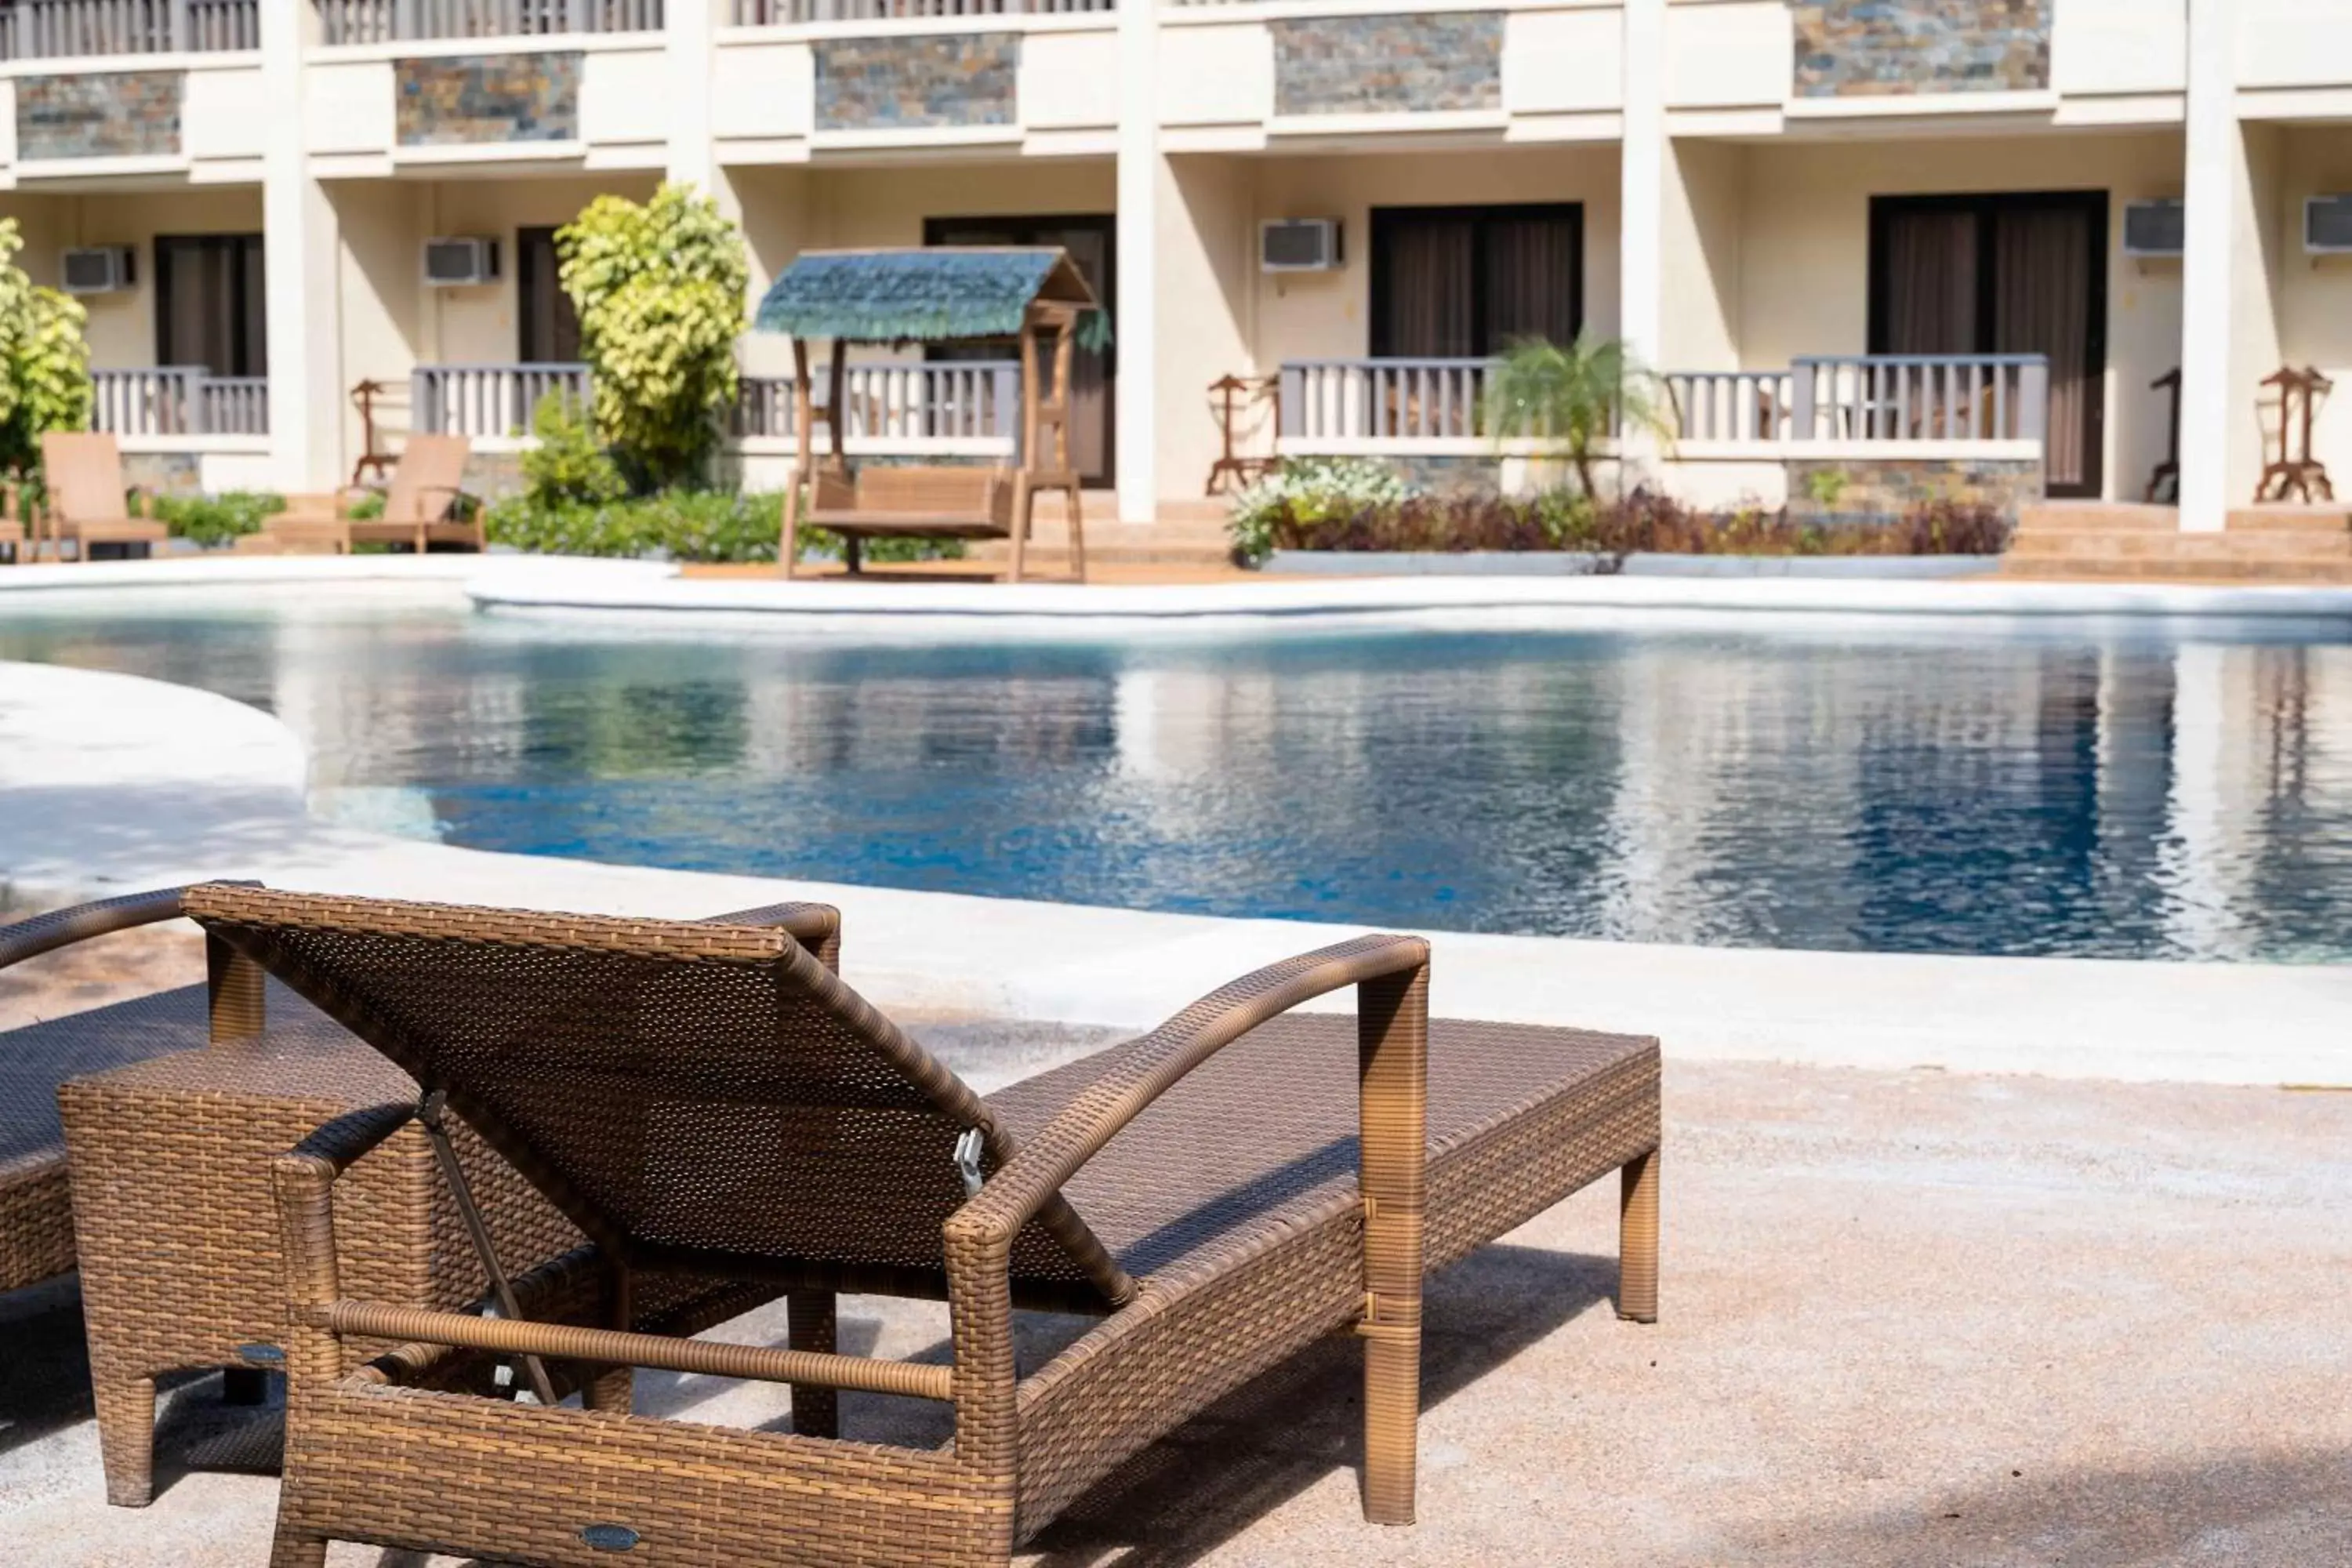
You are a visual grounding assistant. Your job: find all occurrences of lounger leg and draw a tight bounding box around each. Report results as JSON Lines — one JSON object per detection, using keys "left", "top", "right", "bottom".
{"left": 1618, "top": 1147, "right": 1660, "bottom": 1324}
{"left": 583, "top": 1263, "right": 634, "bottom": 1414}
{"left": 91, "top": 1369, "right": 157, "bottom": 1507}
{"left": 787, "top": 1288, "right": 839, "bottom": 1439}
{"left": 267, "top": 1523, "right": 328, "bottom": 1568}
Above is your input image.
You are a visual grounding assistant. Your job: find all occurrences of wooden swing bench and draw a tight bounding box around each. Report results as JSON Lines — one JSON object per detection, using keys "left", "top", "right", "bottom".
{"left": 755, "top": 247, "right": 1094, "bottom": 583}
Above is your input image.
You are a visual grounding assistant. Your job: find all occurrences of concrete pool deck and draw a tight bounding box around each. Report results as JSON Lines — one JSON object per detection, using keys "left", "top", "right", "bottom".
{"left": 3, "top": 576, "right": 2350, "bottom": 1565}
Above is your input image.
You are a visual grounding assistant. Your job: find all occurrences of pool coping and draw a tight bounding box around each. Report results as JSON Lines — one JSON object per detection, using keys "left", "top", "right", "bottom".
{"left": 5, "top": 648, "right": 2350, "bottom": 1089}
{"left": 5, "top": 553, "right": 2352, "bottom": 623}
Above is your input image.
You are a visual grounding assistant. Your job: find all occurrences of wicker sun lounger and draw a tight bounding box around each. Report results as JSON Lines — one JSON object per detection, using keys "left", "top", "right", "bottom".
{"left": 181, "top": 884, "right": 1661, "bottom": 1568}
{"left": 2, "top": 887, "right": 836, "bottom": 1507}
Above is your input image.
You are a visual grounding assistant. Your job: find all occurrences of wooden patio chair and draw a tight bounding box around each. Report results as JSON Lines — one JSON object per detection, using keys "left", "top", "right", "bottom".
{"left": 35, "top": 433, "right": 169, "bottom": 561}
{"left": 243, "top": 434, "right": 484, "bottom": 555}
{"left": 3, "top": 887, "right": 833, "bottom": 1506}
{"left": 180, "top": 884, "right": 1663, "bottom": 1568}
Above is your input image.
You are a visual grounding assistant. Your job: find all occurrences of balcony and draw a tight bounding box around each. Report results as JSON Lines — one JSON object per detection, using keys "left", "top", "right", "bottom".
{"left": 90, "top": 367, "right": 269, "bottom": 438}
{"left": 314, "top": 0, "right": 659, "bottom": 45}
{"left": 0, "top": 0, "right": 256, "bottom": 59}
{"left": 726, "top": 0, "right": 1107, "bottom": 25}
{"left": 1276, "top": 354, "right": 2050, "bottom": 463}
{"left": 412, "top": 360, "right": 1021, "bottom": 456}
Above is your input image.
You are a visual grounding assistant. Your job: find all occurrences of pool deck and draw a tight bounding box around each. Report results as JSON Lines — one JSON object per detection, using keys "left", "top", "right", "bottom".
{"left": 4, "top": 576, "right": 2351, "bottom": 1566}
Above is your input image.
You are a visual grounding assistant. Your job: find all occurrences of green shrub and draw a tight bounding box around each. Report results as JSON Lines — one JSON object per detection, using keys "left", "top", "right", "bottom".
{"left": 484, "top": 490, "right": 777, "bottom": 563}
{"left": 153, "top": 489, "right": 285, "bottom": 547}
{"left": 0, "top": 218, "right": 93, "bottom": 480}
{"left": 344, "top": 491, "right": 386, "bottom": 521}
{"left": 1229, "top": 458, "right": 1412, "bottom": 565}
{"left": 519, "top": 390, "right": 625, "bottom": 507}
{"left": 793, "top": 527, "right": 965, "bottom": 565}
{"left": 557, "top": 183, "right": 749, "bottom": 490}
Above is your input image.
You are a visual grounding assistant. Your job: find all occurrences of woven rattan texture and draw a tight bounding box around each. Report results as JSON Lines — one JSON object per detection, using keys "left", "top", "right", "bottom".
{"left": 187, "top": 885, "right": 1104, "bottom": 1295}
{"left": 54, "top": 979, "right": 580, "bottom": 1504}
{"left": 0, "top": 977, "right": 209, "bottom": 1292}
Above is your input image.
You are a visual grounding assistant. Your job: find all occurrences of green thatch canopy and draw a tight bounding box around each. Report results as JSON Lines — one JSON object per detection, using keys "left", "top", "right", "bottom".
{"left": 753, "top": 247, "right": 1098, "bottom": 344}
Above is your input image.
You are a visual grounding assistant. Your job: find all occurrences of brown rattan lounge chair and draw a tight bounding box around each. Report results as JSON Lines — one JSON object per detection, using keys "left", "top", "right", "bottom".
{"left": 178, "top": 884, "right": 1662, "bottom": 1568}
{"left": 3, "top": 887, "right": 835, "bottom": 1507}
{"left": 35, "top": 432, "right": 169, "bottom": 561}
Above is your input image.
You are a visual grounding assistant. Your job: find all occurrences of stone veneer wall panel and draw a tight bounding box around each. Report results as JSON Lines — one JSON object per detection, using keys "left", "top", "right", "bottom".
{"left": 814, "top": 34, "right": 1018, "bottom": 130}
{"left": 1785, "top": 458, "right": 2044, "bottom": 521}
{"left": 16, "top": 73, "right": 182, "bottom": 159}
{"left": 1793, "top": 0, "right": 2050, "bottom": 97}
{"left": 1272, "top": 13, "right": 1502, "bottom": 117}
{"left": 397, "top": 53, "right": 583, "bottom": 146}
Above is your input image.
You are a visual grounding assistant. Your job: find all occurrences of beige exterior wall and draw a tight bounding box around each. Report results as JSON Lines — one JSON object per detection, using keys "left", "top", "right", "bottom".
{"left": 1244, "top": 145, "right": 1623, "bottom": 366}
{"left": 0, "top": 187, "right": 265, "bottom": 371}
{"left": 1730, "top": 132, "right": 2184, "bottom": 502}
{"left": 2273, "top": 126, "right": 2352, "bottom": 499}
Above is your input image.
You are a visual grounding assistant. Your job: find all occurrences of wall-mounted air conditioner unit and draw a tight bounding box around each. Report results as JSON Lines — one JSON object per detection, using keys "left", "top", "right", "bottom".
{"left": 1261, "top": 219, "right": 1341, "bottom": 274}
{"left": 2307, "top": 195, "right": 2352, "bottom": 255}
{"left": 423, "top": 236, "right": 499, "bottom": 287}
{"left": 60, "top": 245, "right": 136, "bottom": 295}
{"left": 2121, "top": 199, "right": 2183, "bottom": 259}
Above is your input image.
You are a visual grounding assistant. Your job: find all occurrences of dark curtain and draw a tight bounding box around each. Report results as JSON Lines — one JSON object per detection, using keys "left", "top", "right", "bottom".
{"left": 1482, "top": 216, "right": 1578, "bottom": 350}
{"left": 1377, "top": 216, "right": 1476, "bottom": 358}
{"left": 1994, "top": 206, "right": 2093, "bottom": 492}
{"left": 155, "top": 234, "right": 267, "bottom": 376}
{"left": 1879, "top": 209, "right": 1979, "bottom": 356}
{"left": 517, "top": 227, "right": 582, "bottom": 363}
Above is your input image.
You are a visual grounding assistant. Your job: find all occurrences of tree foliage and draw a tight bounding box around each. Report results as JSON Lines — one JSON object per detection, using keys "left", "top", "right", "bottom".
{"left": 556, "top": 184, "right": 748, "bottom": 490}
{"left": 0, "top": 218, "right": 94, "bottom": 477}
{"left": 1480, "top": 335, "right": 1674, "bottom": 499}
{"left": 519, "top": 390, "right": 626, "bottom": 507}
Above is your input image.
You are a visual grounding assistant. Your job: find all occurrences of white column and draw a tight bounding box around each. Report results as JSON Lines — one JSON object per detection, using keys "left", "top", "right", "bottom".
{"left": 1616, "top": 0, "right": 1666, "bottom": 485}
{"left": 1113, "top": 0, "right": 1157, "bottom": 522}
{"left": 2176, "top": 0, "right": 2234, "bottom": 532}
{"left": 666, "top": 0, "right": 717, "bottom": 193}
{"left": 260, "top": 0, "right": 341, "bottom": 492}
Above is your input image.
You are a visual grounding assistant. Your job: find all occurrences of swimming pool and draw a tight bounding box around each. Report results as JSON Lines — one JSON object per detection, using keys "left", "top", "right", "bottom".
{"left": 8, "top": 588, "right": 2351, "bottom": 962}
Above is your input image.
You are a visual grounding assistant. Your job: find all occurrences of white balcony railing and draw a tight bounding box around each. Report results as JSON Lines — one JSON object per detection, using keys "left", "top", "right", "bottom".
{"left": 1278, "top": 354, "right": 2050, "bottom": 456}
{"left": 0, "top": 0, "right": 256, "bottom": 56}
{"left": 412, "top": 363, "right": 591, "bottom": 441}
{"left": 728, "top": 0, "right": 1105, "bottom": 24}
{"left": 90, "top": 368, "right": 270, "bottom": 438}
{"left": 315, "top": 0, "right": 659, "bottom": 44}
{"left": 1278, "top": 358, "right": 1490, "bottom": 445}
{"left": 733, "top": 361, "right": 1021, "bottom": 446}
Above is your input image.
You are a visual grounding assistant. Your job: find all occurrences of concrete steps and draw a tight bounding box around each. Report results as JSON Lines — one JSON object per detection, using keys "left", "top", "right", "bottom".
{"left": 2000, "top": 501, "right": 2352, "bottom": 583}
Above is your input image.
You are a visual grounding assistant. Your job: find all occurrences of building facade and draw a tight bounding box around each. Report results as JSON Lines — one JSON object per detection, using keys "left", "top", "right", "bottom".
{"left": 0, "top": 0, "right": 2334, "bottom": 531}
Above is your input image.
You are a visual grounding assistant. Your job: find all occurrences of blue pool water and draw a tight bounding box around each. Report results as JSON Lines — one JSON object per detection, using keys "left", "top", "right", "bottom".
{"left": 8, "top": 591, "right": 2352, "bottom": 962}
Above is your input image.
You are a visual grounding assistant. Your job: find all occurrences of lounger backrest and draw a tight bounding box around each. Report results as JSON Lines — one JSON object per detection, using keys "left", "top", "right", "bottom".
{"left": 383, "top": 435, "right": 470, "bottom": 524}
{"left": 184, "top": 884, "right": 1119, "bottom": 1297}
{"left": 40, "top": 433, "right": 126, "bottom": 524}
{"left": 855, "top": 465, "right": 1011, "bottom": 524}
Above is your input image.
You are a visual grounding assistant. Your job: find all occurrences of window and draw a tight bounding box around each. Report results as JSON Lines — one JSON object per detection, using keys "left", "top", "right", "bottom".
{"left": 154, "top": 234, "right": 266, "bottom": 377}
{"left": 1370, "top": 204, "right": 1582, "bottom": 359}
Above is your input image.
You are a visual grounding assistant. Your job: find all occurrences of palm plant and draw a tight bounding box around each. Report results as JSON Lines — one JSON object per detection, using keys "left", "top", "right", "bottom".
{"left": 1480, "top": 335, "right": 1676, "bottom": 499}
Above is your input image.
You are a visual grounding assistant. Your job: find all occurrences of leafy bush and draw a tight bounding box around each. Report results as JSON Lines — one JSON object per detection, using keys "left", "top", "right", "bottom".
{"left": 1229, "top": 458, "right": 1412, "bottom": 565}
{"left": 0, "top": 218, "right": 93, "bottom": 479}
{"left": 1236, "top": 488, "right": 2010, "bottom": 565}
{"left": 344, "top": 491, "right": 386, "bottom": 521}
{"left": 487, "top": 490, "right": 779, "bottom": 563}
{"left": 557, "top": 184, "right": 749, "bottom": 490}
{"left": 519, "top": 390, "right": 625, "bottom": 507}
{"left": 154, "top": 489, "right": 285, "bottom": 547}
{"left": 793, "top": 528, "right": 964, "bottom": 565}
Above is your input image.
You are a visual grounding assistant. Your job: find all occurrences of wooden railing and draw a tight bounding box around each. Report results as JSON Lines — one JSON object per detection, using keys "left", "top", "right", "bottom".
{"left": 1278, "top": 358, "right": 1490, "bottom": 443}
{"left": 1661, "top": 369, "right": 1797, "bottom": 443}
{"left": 0, "top": 0, "right": 256, "bottom": 56}
{"left": 732, "top": 361, "right": 1020, "bottom": 444}
{"left": 412, "top": 363, "right": 591, "bottom": 441}
{"left": 315, "top": 0, "right": 659, "bottom": 43}
{"left": 729, "top": 0, "right": 1105, "bottom": 21}
{"left": 89, "top": 368, "right": 270, "bottom": 437}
